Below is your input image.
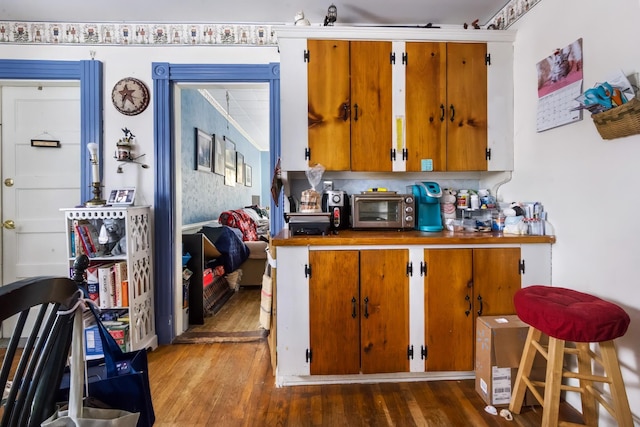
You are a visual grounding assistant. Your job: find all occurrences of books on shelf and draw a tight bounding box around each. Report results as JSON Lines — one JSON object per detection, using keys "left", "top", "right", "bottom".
{"left": 72, "top": 219, "right": 103, "bottom": 258}
{"left": 95, "top": 261, "right": 128, "bottom": 309}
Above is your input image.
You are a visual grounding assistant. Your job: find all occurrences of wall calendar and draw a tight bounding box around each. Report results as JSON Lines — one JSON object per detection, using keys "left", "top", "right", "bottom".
{"left": 536, "top": 38, "right": 584, "bottom": 132}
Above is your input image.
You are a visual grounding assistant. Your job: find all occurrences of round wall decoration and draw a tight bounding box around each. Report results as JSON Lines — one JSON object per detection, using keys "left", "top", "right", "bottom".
{"left": 111, "top": 77, "right": 150, "bottom": 116}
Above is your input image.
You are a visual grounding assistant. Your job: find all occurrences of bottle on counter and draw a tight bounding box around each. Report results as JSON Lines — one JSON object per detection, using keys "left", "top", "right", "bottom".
{"left": 470, "top": 193, "right": 480, "bottom": 210}
{"left": 456, "top": 190, "right": 469, "bottom": 209}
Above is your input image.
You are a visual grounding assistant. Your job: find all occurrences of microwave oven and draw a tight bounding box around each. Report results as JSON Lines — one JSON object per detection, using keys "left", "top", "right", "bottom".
{"left": 350, "top": 193, "right": 415, "bottom": 230}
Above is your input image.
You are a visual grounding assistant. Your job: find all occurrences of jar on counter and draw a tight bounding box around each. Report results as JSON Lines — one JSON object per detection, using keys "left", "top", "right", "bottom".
{"left": 456, "top": 190, "right": 469, "bottom": 209}
{"left": 491, "top": 211, "right": 505, "bottom": 232}
{"left": 470, "top": 194, "right": 480, "bottom": 210}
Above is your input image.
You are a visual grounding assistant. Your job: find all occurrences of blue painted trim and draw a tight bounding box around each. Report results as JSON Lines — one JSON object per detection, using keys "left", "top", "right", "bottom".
{"left": 0, "top": 59, "right": 103, "bottom": 204}
{"left": 152, "top": 61, "right": 280, "bottom": 345}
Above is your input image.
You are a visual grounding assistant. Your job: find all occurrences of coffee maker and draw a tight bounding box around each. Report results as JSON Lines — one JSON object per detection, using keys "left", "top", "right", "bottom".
{"left": 321, "top": 190, "right": 349, "bottom": 230}
{"left": 410, "top": 182, "right": 443, "bottom": 231}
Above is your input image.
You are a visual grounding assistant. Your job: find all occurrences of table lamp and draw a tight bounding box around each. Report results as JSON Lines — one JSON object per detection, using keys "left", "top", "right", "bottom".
{"left": 85, "top": 142, "right": 106, "bottom": 207}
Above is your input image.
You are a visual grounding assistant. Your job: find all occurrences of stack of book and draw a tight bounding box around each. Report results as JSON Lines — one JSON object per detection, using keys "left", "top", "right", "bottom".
{"left": 85, "top": 261, "right": 129, "bottom": 308}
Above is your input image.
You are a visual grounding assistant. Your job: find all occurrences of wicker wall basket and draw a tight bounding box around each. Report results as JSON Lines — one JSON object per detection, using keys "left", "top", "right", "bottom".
{"left": 591, "top": 97, "right": 640, "bottom": 140}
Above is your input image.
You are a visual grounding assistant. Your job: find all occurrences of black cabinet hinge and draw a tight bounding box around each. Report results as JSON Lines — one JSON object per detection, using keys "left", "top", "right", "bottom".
{"left": 390, "top": 148, "right": 396, "bottom": 162}
{"left": 402, "top": 148, "right": 408, "bottom": 161}
{"left": 420, "top": 261, "right": 427, "bottom": 276}
{"left": 407, "top": 345, "right": 414, "bottom": 360}
{"left": 485, "top": 148, "right": 492, "bottom": 160}
{"left": 305, "top": 147, "right": 311, "bottom": 161}
{"left": 304, "top": 50, "right": 310, "bottom": 63}
{"left": 406, "top": 262, "right": 413, "bottom": 277}
{"left": 519, "top": 259, "right": 525, "bottom": 275}
{"left": 390, "top": 52, "right": 396, "bottom": 64}
{"left": 485, "top": 53, "right": 491, "bottom": 66}
{"left": 306, "top": 348, "right": 312, "bottom": 363}
{"left": 402, "top": 52, "right": 408, "bottom": 65}
{"left": 421, "top": 345, "right": 427, "bottom": 360}
{"left": 305, "top": 264, "right": 312, "bottom": 278}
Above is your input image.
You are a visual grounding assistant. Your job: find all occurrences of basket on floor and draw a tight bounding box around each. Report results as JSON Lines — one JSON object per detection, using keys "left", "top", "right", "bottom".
{"left": 591, "top": 97, "right": 640, "bottom": 140}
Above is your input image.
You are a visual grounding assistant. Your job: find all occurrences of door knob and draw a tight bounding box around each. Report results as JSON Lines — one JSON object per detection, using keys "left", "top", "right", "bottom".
{"left": 4, "top": 178, "right": 14, "bottom": 187}
{"left": 3, "top": 220, "right": 15, "bottom": 229}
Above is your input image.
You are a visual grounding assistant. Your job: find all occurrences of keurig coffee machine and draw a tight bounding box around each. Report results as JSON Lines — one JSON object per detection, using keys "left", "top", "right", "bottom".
{"left": 321, "top": 190, "right": 350, "bottom": 230}
{"left": 410, "top": 182, "right": 443, "bottom": 231}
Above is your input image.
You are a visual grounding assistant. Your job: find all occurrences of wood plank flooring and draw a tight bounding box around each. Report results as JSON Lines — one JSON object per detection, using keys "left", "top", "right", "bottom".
{"left": 187, "top": 286, "right": 262, "bottom": 333}
{"left": 150, "top": 288, "right": 583, "bottom": 426}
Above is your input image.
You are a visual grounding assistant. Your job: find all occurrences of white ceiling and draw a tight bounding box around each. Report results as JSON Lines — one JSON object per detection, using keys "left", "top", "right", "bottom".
{"left": 2, "top": 0, "right": 509, "bottom": 28}
{"left": 2, "top": 0, "right": 511, "bottom": 152}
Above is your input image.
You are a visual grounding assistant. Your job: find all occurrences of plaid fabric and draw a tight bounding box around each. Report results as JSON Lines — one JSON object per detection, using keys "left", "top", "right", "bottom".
{"left": 218, "top": 210, "right": 258, "bottom": 241}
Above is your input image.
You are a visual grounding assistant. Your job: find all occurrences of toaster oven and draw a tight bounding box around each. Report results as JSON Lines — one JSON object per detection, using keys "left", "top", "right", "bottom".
{"left": 350, "top": 192, "right": 415, "bottom": 230}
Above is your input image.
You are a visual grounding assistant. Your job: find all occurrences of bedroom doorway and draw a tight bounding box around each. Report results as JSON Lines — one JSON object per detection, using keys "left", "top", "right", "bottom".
{"left": 176, "top": 82, "right": 271, "bottom": 342}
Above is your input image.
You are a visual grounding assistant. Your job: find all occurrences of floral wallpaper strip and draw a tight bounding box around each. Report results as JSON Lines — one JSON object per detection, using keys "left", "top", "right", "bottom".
{"left": 0, "top": 22, "right": 277, "bottom": 45}
{"left": 486, "top": 0, "right": 542, "bottom": 30}
{"left": 0, "top": 1, "right": 540, "bottom": 46}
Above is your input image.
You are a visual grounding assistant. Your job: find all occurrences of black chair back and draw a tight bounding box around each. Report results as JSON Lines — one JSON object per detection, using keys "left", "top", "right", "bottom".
{"left": 0, "top": 276, "right": 79, "bottom": 427}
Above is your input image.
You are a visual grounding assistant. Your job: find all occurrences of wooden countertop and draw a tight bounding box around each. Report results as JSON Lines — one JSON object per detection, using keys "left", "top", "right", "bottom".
{"left": 272, "top": 229, "right": 556, "bottom": 246}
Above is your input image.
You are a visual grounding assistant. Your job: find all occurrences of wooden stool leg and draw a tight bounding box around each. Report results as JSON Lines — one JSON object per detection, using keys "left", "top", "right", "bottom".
{"left": 541, "top": 337, "right": 564, "bottom": 427}
{"left": 575, "top": 343, "right": 598, "bottom": 426}
{"left": 510, "top": 327, "right": 542, "bottom": 414}
{"left": 599, "top": 340, "right": 633, "bottom": 427}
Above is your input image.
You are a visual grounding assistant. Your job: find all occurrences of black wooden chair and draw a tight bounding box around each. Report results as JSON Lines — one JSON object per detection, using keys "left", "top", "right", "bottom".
{"left": 0, "top": 276, "right": 79, "bottom": 427}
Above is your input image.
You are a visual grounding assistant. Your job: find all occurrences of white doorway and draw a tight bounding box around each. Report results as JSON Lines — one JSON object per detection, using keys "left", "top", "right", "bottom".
{"left": 1, "top": 84, "right": 81, "bottom": 337}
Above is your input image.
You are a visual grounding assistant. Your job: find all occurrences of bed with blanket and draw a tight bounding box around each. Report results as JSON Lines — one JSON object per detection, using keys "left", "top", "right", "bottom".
{"left": 182, "top": 206, "right": 269, "bottom": 321}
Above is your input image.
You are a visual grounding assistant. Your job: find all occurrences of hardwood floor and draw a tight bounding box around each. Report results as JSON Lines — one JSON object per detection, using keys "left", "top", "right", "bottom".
{"left": 187, "top": 286, "right": 262, "bottom": 333}
{"left": 149, "top": 336, "right": 583, "bottom": 426}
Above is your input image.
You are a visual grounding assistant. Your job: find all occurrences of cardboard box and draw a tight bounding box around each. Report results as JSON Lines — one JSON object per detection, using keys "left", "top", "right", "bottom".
{"left": 475, "top": 315, "right": 543, "bottom": 407}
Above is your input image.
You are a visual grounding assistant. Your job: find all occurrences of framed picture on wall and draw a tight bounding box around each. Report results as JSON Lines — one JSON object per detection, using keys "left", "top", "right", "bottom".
{"left": 213, "top": 134, "right": 225, "bottom": 175}
{"left": 245, "top": 164, "right": 252, "bottom": 187}
{"left": 224, "top": 137, "right": 236, "bottom": 186}
{"left": 195, "top": 128, "right": 212, "bottom": 172}
{"left": 224, "top": 137, "right": 236, "bottom": 167}
{"left": 236, "top": 152, "right": 245, "bottom": 184}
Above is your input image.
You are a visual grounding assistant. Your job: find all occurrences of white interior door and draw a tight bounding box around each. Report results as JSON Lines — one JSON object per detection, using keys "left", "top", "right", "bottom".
{"left": 1, "top": 85, "right": 81, "bottom": 337}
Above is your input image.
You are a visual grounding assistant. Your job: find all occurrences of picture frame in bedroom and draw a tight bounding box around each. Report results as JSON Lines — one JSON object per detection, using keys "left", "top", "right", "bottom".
{"left": 245, "top": 164, "right": 252, "bottom": 187}
{"left": 236, "top": 152, "right": 245, "bottom": 185}
{"left": 195, "top": 128, "right": 213, "bottom": 172}
{"left": 224, "top": 137, "right": 236, "bottom": 186}
{"left": 213, "top": 133, "right": 225, "bottom": 175}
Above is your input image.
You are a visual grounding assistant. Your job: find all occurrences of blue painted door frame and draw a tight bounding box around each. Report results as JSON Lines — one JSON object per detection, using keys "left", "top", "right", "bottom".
{"left": 152, "top": 62, "right": 282, "bottom": 344}
{"left": 0, "top": 59, "right": 103, "bottom": 204}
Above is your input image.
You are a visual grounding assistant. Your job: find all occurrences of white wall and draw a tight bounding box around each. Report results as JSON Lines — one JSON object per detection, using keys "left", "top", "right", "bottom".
{"left": 0, "top": 43, "right": 279, "bottom": 210}
{"left": 504, "top": 1, "right": 640, "bottom": 423}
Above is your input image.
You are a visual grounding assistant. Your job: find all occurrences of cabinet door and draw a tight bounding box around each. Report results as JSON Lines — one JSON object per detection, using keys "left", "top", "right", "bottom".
{"left": 307, "top": 39, "right": 351, "bottom": 171}
{"left": 472, "top": 247, "right": 521, "bottom": 316}
{"left": 309, "top": 250, "right": 360, "bottom": 375}
{"left": 446, "top": 43, "right": 488, "bottom": 171}
{"left": 423, "top": 248, "right": 474, "bottom": 371}
{"left": 350, "top": 41, "right": 393, "bottom": 172}
{"left": 405, "top": 42, "right": 447, "bottom": 172}
{"left": 360, "top": 249, "right": 409, "bottom": 374}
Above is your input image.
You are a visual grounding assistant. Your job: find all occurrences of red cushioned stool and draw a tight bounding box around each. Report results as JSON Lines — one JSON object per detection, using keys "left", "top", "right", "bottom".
{"left": 509, "top": 285, "right": 632, "bottom": 427}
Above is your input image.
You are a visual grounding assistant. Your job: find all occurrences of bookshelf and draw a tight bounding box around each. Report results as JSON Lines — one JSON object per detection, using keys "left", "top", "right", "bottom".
{"left": 61, "top": 206, "right": 157, "bottom": 354}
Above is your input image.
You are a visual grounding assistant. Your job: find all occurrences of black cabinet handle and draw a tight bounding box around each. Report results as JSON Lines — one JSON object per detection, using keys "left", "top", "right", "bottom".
{"left": 342, "top": 103, "right": 349, "bottom": 121}
{"left": 354, "top": 104, "right": 359, "bottom": 121}
{"left": 450, "top": 104, "right": 455, "bottom": 122}
{"left": 465, "top": 294, "right": 471, "bottom": 317}
{"left": 440, "top": 104, "right": 445, "bottom": 122}
{"left": 477, "top": 295, "right": 483, "bottom": 316}
{"left": 364, "top": 296, "right": 369, "bottom": 318}
{"left": 351, "top": 297, "right": 357, "bottom": 318}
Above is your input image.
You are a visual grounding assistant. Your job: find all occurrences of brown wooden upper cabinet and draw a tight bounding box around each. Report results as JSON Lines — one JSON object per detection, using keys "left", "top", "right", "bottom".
{"left": 405, "top": 42, "right": 488, "bottom": 171}
{"left": 307, "top": 40, "right": 393, "bottom": 171}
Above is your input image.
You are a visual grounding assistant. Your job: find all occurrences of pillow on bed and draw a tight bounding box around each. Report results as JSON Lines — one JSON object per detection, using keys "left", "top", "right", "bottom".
{"left": 218, "top": 210, "right": 258, "bottom": 241}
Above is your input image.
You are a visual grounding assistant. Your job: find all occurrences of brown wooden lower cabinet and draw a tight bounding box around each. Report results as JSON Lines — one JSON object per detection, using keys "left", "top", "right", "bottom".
{"left": 309, "top": 249, "right": 410, "bottom": 375}
{"left": 423, "top": 247, "right": 521, "bottom": 372}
